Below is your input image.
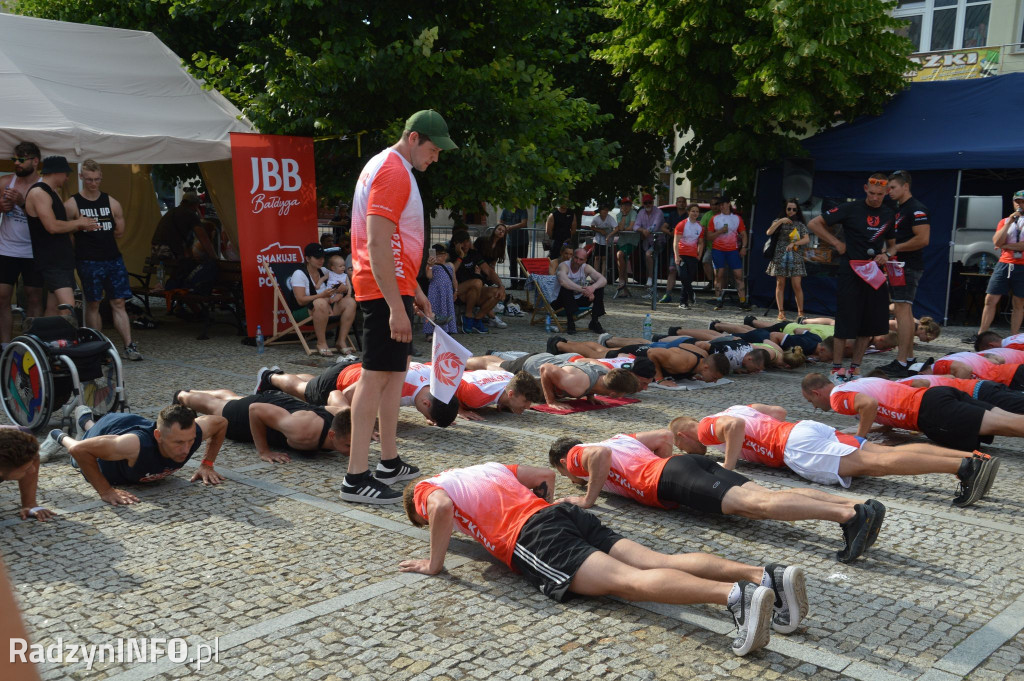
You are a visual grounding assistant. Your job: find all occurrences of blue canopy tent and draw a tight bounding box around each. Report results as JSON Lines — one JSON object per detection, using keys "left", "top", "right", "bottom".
{"left": 748, "top": 73, "right": 1024, "bottom": 322}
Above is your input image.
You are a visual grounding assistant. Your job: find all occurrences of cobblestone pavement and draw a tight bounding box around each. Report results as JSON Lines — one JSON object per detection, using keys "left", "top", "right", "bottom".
{"left": 2, "top": 293, "right": 1023, "bottom": 680}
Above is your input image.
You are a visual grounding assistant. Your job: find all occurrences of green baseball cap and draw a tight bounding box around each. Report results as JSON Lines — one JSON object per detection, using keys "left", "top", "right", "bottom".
{"left": 1014, "top": 190, "right": 1024, "bottom": 200}
{"left": 404, "top": 110, "right": 458, "bottom": 151}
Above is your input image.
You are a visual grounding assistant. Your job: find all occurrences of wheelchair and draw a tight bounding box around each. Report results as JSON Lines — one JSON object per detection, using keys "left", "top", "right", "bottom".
{"left": 0, "top": 315, "right": 128, "bottom": 433}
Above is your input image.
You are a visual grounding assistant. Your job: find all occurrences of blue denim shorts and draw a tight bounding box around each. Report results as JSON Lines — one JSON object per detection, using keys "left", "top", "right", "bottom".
{"left": 986, "top": 261, "right": 1024, "bottom": 298}
{"left": 77, "top": 257, "right": 132, "bottom": 302}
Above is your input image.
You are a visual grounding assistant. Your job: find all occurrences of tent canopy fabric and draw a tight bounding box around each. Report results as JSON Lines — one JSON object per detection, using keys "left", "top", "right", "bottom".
{"left": 0, "top": 13, "right": 252, "bottom": 163}
{"left": 802, "top": 73, "right": 1024, "bottom": 172}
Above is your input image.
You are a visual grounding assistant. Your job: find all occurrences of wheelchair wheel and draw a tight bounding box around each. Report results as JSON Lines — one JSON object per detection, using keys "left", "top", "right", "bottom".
{"left": 0, "top": 338, "right": 55, "bottom": 432}
{"left": 80, "top": 354, "right": 120, "bottom": 415}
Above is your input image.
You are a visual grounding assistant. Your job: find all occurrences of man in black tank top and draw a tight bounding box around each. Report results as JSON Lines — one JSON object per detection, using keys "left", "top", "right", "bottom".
{"left": 64, "top": 160, "right": 141, "bottom": 361}
{"left": 24, "top": 156, "right": 101, "bottom": 315}
{"left": 176, "top": 388, "right": 351, "bottom": 463}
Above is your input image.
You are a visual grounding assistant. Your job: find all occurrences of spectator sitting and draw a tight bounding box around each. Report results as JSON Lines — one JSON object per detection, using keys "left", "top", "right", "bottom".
{"left": 550, "top": 243, "right": 573, "bottom": 275}
{"left": 320, "top": 232, "right": 336, "bottom": 250}
{"left": 424, "top": 244, "right": 457, "bottom": 338}
{"left": 450, "top": 229, "right": 501, "bottom": 334}
{"left": 290, "top": 243, "right": 348, "bottom": 356}
{"left": 151, "top": 191, "right": 216, "bottom": 266}
{"left": 473, "top": 226, "right": 508, "bottom": 328}
{"left": 554, "top": 248, "right": 607, "bottom": 334}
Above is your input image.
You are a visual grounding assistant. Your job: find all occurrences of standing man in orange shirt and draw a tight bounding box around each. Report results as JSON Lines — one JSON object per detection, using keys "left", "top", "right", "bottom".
{"left": 343, "top": 110, "right": 457, "bottom": 504}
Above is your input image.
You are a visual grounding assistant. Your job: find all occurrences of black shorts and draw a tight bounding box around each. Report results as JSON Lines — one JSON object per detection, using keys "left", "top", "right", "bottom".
{"left": 780, "top": 332, "right": 823, "bottom": 355}
{"left": 656, "top": 454, "right": 750, "bottom": 514}
{"left": 976, "top": 381, "right": 1024, "bottom": 414}
{"left": 499, "top": 353, "right": 539, "bottom": 374}
{"left": 303, "top": 362, "right": 352, "bottom": 406}
{"left": 1010, "top": 365, "right": 1024, "bottom": 391}
{"left": 39, "top": 267, "right": 76, "bottom": 293}
{"left": 0, "top": 255, "right": 42, "bottom": 287}
{"left": 511, "top": 504, "right": 623, "bottom": 603}
{"left": 834, "top": 268, "right": 890, "bottom": 339}
{"left": 737, "top": 328, "right": 771, "bottom": 344}
{"left": 360, "top": 296, "right": 414, "bottom": 372}
{"left": 608, "top": 344, "right": 649, "bottom": 359}
{"left": 889, "top": 267, "right": 923, "bottom": 304}
{"left": 916, "top": 386, "right": 992, "bottom": 452}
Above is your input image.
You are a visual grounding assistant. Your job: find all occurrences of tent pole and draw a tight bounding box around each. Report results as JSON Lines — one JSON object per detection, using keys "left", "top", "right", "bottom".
{"left": 944, "top": 169, "right": 963, "bottom": 327}
{"left": 746, "top": 168, "right": 760, "bottom": 305}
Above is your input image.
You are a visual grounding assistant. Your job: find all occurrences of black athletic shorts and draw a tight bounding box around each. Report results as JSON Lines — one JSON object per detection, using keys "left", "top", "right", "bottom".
{"left": 834, "top": 267, "right": 890, "bottom": 339}
{"left": 39, "top": 267, "right": 76, "bottom": 293}
{"left": 737, "top": 328, "right": 772, "bottom": 344}
{"left": 656, "top": 454, "right": 750, "bottom": 514}
{"left": 916, "top": 386, "right": 992, "bottom": 452}
{"left": 976, "top": 380, "right": 1024, "bottom": 414}
{"left": 500, "top": 353, "right": 539, "bottom": 374}
{"left": 608, "top": 344, "right": 649, "bottom": 359}
{"left": 510, "top": 503, "right": 623, "bottom": 603}
{"left": 360, "top": 296, "right": 414, "bottom": 372}
{"left": 1010, "top": 365, "right": 1024, "bottom": 391}
{"left": 303, "top": 362, "right": 351, "bottom": 406}
{"left": 0, "top": 255, "right": 42, "bottom": 287}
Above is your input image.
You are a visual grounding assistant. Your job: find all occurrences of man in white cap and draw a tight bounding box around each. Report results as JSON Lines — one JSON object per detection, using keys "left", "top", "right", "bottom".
{"left": 344, "top": 110, "right": 457, "bottom": 504}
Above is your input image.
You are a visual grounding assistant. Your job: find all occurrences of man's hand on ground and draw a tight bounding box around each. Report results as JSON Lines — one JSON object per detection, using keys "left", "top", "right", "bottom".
{"left": 553, "top": 495, "right": 589, "bottom": 508}
{"left": 259, "top": 451, "right": 291, "bottom": 463}
{"left": 398, "top": 559, "right": 442, "bottom": 575}
{"left": 19, "top": 506, "right": 56, "bottom": 521}
{"left": 191, "top": 466, "right": 224, "bottom": 485}
{"left": 458, "top": 409, "right": 484, "bottom": 421}
{"left": 100, "top": 488, "right": 139, "bottom": 505}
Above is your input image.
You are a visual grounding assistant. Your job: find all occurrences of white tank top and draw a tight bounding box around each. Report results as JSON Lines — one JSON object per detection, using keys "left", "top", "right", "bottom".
{"left": 563, "top": 262, "right": 588, "bottom": 296}
{"left": 0, "top": 176, "right": 33, "bottom": 258}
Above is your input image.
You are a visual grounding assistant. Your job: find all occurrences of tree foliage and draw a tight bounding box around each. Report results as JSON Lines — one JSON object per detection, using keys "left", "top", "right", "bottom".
{"left": 13, "top": 0, "right": 623, "bottom": 215}
{"left": 595, "top": 0, "right": 914, "bottom": 202}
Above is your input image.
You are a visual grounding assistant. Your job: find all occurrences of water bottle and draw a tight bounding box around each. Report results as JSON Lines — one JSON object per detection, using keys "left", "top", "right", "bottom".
{"left": 255, "top": 324, "right": 265, "bottom": 354}
{"left": 545, "top": 315, "right": 554, "bottom": 332}
{"left": 46, "top": 339, "right": 70, "bottom": 350}
{"left": 981, "top": 253, "right": 990, "bottom": 274}
{"left": 156, "top": 261, "right": 165, "bottom": 286}
{"left": 642, "top": 313, "right": 653, "bottom": 341}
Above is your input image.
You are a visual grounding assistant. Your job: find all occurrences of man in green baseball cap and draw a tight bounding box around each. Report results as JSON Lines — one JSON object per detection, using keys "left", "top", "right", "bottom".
{"left": 1014, "top": 190, "right": 1024, "bottom": 201}
{"left": 404, "top": 109, "right": 458, "bottom": 152}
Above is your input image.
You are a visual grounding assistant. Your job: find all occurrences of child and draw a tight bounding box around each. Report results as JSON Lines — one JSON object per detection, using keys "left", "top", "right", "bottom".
{"left": 326, "top": 254, "right": 358, "bottom": 357}
{"left": 425, "top": 244, "right": 457, "bottom": 337}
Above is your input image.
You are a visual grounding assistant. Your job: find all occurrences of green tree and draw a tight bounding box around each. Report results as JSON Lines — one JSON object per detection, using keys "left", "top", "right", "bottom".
{"left": 13, "top": 0, "right": 619, "bottom": 216}
{"left": 595, "top": 0, "right": 914, "bottom": 203}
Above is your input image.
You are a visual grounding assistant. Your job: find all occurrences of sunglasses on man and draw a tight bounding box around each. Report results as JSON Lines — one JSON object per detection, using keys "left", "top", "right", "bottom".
{"left": 868, "top": 177, "right": 888, "bottom": 186}
{"left": 10, "top": 156, "right": 37, "bottom": 163}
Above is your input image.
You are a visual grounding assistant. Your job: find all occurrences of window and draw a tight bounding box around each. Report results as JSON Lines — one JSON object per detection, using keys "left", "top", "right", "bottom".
{"left": 893, "top": 0, "right": 990, "bottom": 53}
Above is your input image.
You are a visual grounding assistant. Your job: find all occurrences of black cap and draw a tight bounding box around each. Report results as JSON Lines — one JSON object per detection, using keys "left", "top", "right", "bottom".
{"left": 710, "top": 196, "right": 723, "bottom": 204}
{"left": 304, "top": 242, "right": 325, "bottom": 258}
{"left": 40, "top": 156, "right": 72, "bottom": 175}
{"left": 629, "top": 358, "right": 656, "bottom": 379}
{"left": 428, "top": 394, "right": 460, "bottom": 428}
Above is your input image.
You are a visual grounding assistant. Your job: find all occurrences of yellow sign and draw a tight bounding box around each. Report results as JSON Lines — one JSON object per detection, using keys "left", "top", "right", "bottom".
{"left": 906, "top": 49, "right": 999, "bottom": 82}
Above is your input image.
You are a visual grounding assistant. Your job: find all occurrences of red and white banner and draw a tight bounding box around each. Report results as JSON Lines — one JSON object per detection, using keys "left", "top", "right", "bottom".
{"left": 230, "top": 133, "right": 319, "bottom": 336}
{"left": 430, "top": 327, "right": 472, "bottom": 403}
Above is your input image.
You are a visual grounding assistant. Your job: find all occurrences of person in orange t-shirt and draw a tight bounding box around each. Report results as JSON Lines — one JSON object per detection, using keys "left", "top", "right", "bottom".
{"left": 802, "top": 372, "right": 1024, "bottom": 453}
{"left": 975, "top": 193, "right": 1024, "bottom": 340}
{"left": 401, "top": 462, "right": 804, "bottom": 655}
{"left": 343, "top": 110, "right": 457, "bottom": 505}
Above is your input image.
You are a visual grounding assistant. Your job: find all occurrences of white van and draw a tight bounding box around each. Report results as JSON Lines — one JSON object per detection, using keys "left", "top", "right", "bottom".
{"left": 953, "top": 195, "right": 1003, "bottom": 268}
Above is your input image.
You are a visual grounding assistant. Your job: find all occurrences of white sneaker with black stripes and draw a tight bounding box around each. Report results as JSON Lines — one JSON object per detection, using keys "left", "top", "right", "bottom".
{"left": 339, "top": 474, "right": 402, "bottom": 504}
{"left": 374, "top": 458, "right": 421, "bottom": 485}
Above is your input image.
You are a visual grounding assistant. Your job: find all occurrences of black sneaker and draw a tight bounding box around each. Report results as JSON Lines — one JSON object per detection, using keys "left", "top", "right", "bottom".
{"left": 713, "top": 299, "right": 725, "bottom": 310}
{"left": 375, "top": 458, "right": 421, "bottom": 485}
{"left": 743, "top": 314, "right": 757, "bottom": 327}
{"left": 954, "top": 455, "right": 998, "bottom": 507}
{"left": 588, "top": 321, "right": 606, "bottom": 334}
{"left": 708, "top": 319, "right": 721, "bottom": 331}
{"left": 864, "top": 499, "right": 886, "bottom": 549}
{"left": 962, "top": 333, "right": 979, "bottom": 345}
{"left": 340, "top": 473, "right": 402, "bottom": 504}
{"left": 667, "top": 326, "right": 682, "bottom": 337}
{"left": 836, "top": 503, "right": 875, "bottom": 563}
{"left": 877, "top": 359, "right": 911, "bottom": 378}
{"left": 727, "top": 582, "right": 773, "bottom": 656}
{"left": 547, "top": 335, "right": 567, "bottom": 355}
{"left": 739, "top": 300, "right": 752, "bottom": 311}
{"left": 764, "top": 564, "right": 807, "bottom": 634}
{"left": 974, "top": 452, "right": 1000, "bottom": 499}
{"left": 254, "top": 366, "right": 282, "bottom": 394}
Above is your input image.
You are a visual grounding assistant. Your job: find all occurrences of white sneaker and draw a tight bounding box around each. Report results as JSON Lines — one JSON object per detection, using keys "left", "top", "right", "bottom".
{"left": 489, "top": 317, "right": 508, "bottom": 329}
{"left": 72, "top": 405, "right": 94, "bottom": 440}
{"left": 38, "top": 429, "right": 66, "bottom": 463}
{"left": 646, "top": 277, "right": 653, "bottom": 287}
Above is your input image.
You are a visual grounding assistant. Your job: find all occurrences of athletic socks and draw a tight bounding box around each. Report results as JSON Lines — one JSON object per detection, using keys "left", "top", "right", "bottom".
{"left": 727, "top": 582, "right": 742, "bottom": 607}
{"left": 344, "top": 470, "right": 371, "bottom": 485}
{"left": 378, "top": 457, "right": 402, "bottom": 471}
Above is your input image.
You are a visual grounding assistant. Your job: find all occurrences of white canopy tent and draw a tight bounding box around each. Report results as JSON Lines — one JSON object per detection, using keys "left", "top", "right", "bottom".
{"left": 0, "top": 13, "right": 256, "bottom": 270}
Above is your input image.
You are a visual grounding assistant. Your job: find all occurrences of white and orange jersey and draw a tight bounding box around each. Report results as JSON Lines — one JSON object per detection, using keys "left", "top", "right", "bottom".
{"left": 674, "top": 219, "right": 705, "bottom": 257}
{"left": 413, "top": 462, "right": 548, "bottom": 567}
{"left": 934, "top": 352, "right": 1020, "bottom": 385}
{"left": 1001, "top": 333, "right": 1024, "bottom": 350}
{"left": 830, "top": 378, "right": 925, "bottom": 430}
{"left": 978, "top": 347, "right": 1024, "bottom": 364}
{"left": 351, "top": 148, "right": 424, "bottom": 302}
{"left": 569, "top": 355, "right": 636, "bottom": 370}
{"left": 565, "top": 433, "right": 672, "bottom": 509}
{"left": 456, "top": 369, "right": 512, "bottom": 409}
{"left": 400, "top": 362, "right": 432, "bottom": 406}
{"left": 697, "top": 405, "right": 794, "bottom": 467}
{"left": 709, "top": 213, "right": 746, "bottom": 252}
{"left": 897, "top": 373, "right": 982, "bottom": 395}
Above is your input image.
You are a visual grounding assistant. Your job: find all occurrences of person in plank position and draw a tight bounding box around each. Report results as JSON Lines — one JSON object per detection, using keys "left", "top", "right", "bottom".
{"left": 401, "top": 461, "right": 808, "bottom": 656}
{"left": 454, "top": 369, "right": 544, "bottom": 420}
{"left": 175, "top": 389, "right": 349, "bottom": 463}
{"left": 548, "top": 427, "right": 883, "bottom": 563}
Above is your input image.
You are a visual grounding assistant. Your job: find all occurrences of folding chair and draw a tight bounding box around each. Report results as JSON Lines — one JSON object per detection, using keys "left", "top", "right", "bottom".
{"left": 519, "top": 258, "right": 590, "bottom": 332}
{"left": 262, "top": 262, "right": 347, "bottom": 355}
